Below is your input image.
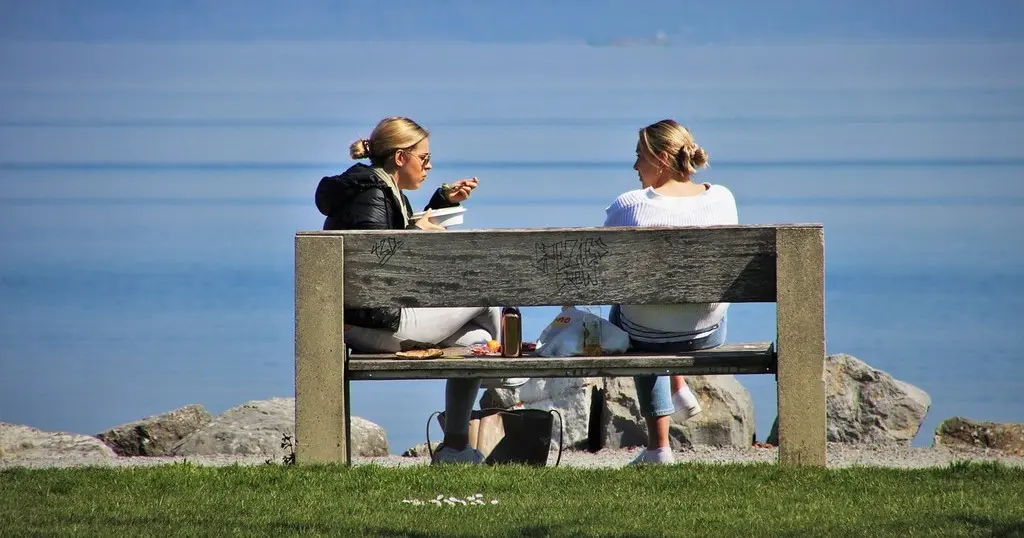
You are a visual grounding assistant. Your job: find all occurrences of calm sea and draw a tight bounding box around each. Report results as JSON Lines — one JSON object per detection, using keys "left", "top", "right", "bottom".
{"left": 1, "top": 41, "right": 1022, "bottom": 453}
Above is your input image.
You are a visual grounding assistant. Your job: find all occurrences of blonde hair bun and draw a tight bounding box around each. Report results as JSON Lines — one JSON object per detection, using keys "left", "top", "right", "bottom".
{"left": 349, "top": 138, "right": 371, "bottom": 160}
{"left": 690, "top": 145, "right": 709, "bottom": 170}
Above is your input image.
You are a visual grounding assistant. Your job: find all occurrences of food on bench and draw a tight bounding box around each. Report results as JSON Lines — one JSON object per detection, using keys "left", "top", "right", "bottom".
{"left": 470, "top": 344, "right": 493, "bottom": 356}
{"left": 486, "top": 339, "right": 501, "bottom": 353}
{"left": 394, "top": 348, "right": 445, "bottom": 360}
{"left": 470, "top": 341, "right": 536, "bottom": 356}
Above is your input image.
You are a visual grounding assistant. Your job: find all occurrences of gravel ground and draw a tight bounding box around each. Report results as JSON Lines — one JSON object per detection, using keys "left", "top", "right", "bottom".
{"left": 3, "top": 443, "right": 1023, "bottom": 470}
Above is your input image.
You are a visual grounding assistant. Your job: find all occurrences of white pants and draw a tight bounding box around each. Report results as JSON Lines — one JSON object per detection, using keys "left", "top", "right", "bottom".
{"left": 343, "top": 307, "right": 502, "bottom": 437}
{"left": 344, "top": 307, "right": 501, "bottom": 353}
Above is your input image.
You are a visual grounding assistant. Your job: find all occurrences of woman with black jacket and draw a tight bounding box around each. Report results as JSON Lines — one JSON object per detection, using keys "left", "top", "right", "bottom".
{"left": 314, "top": 117, "right": 526, "bottom": 465}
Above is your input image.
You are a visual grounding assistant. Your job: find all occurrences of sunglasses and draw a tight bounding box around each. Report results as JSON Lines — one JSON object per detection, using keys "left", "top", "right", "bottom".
{"left": 401, "top": 149, "right": 431, "bottom": 166}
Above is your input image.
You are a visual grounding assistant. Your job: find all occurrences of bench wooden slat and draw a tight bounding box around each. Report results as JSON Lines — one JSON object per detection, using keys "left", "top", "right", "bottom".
{"left": 348, "top": 342, "right": 775, "bottom": 380}
{"left": 297, "top": 226, "right": 783, "bottom": 307}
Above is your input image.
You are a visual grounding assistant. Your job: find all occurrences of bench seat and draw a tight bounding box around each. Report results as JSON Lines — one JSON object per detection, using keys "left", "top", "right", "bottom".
{"left": 348, "top": 342, "right": 775, "bottom": 380}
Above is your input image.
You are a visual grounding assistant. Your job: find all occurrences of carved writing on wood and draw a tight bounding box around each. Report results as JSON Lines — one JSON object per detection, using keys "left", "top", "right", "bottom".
{"left": 533, "top": 237, "right": 610, "bottom": 292}
{"left": 370, "top": 238, "right": 403, "bottom": 266}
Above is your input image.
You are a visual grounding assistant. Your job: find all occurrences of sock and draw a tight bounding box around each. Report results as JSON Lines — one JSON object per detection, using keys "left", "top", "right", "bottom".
{"left": 673, "top": 385, "right": 700, "bottom": 411}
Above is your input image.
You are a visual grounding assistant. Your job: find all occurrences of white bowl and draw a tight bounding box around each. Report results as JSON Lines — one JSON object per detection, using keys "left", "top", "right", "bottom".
{"left": 411, "top": 206, "right": 466, "bottom": 228}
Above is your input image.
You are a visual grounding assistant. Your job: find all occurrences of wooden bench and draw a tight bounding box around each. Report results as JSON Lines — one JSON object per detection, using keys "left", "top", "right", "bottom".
{"left": 294, "top": 224, "right": 826, "bottom": 467}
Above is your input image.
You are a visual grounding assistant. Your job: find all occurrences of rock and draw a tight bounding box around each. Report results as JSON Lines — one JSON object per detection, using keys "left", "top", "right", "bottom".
{"left": 599, "top": 377, "right": 646, "bottom": 448}
{"left": 934, "top": 417, "right": 1024, "bottom": 454}
{"left": 479, "top": 377, "right": 600, "bottom": 449}
{"left": 350, "top": 416, "right": 390, "bottom": 457}
{"left": 402, "top": 442, "right": 439, "bottom": 457}
{"left": 1, "top": 423, "right": 117, "bottom": 460}
{"left": 171, "top": 397, "right": 389, "bottom": 458}
{"left": 600, "top": 375, "right": 755, "bottom": 449}
{"left": 767, "top": 354, "right": 931, "bottom": 445}
{"left": 95, "top": 404, "right": 212, "bottom": 456}
{"left": 171, "top": 398, "right": 293, "bottom": 458}
{"left": 479, "top": 386, "right": 520, "bottom": 410}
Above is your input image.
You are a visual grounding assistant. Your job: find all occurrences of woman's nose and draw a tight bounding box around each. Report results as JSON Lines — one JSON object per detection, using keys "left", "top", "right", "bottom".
{"left": 633, "top": 159, "right": 640, "bottom": 171}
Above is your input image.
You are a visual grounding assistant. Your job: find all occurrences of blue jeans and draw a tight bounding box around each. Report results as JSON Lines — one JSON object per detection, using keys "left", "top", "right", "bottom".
{"left": 609, "top": 305, "right": 727, "bottom": 419}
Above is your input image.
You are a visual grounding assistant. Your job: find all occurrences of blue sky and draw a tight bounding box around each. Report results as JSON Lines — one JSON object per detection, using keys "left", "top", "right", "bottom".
{"left": 1, "top": 0, "right": 1022, "bottom": 43}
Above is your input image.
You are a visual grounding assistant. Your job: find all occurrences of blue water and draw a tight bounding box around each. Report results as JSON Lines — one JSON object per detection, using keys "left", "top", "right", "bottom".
{"left": 2, "top": 41, "right": 1023, "bottom": 454}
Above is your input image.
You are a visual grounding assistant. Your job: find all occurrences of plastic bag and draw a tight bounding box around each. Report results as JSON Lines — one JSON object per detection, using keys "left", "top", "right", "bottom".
{"left": 535, "top": 307, "right": 630, "bottom": 357}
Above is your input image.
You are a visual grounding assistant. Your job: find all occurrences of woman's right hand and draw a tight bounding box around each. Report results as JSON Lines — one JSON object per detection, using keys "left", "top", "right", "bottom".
{"left": 414, "top": 209, "right": 446, "bottom": 231}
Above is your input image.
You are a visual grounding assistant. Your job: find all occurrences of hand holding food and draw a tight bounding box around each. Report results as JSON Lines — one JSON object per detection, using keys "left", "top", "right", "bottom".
{"left": 443, "top": 177, "right": 479, "bottom": 203}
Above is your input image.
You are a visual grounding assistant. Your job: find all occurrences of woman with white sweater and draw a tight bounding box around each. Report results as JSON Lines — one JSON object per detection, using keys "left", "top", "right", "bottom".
{"left": 603, "top": 119, "right": 738, "bottom": 465}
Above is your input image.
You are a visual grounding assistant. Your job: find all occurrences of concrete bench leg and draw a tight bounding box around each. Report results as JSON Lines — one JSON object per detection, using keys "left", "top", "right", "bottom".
{"left": 295, "top": 235, "right": 350, "bottom": 465}
{"left": 775, "top": 227, "right": 827, "bottom": 467}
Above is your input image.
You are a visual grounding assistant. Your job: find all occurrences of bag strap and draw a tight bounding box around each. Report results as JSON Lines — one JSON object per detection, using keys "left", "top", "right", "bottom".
{"left": 550, "top": 408, "right": 564, "bottom": 467}
{"left": 425, "top": 410, "right": 442, "bottom": 460}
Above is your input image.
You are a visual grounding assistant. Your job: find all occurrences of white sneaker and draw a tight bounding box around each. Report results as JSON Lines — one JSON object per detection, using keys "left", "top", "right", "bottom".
{"left": 628, "top": 447, "right": 676, "bottom": 466}
{"left": 677, "top": 401, "right": 702, "bottom": 421}
{"left": 431, "top": 445, "right": 484, "bottom": 465}
{"left": 480, "top": 377, "right": 530, "bottom": 389}
{"left": 672, "top": 390, "right": 703, "bottom": 421}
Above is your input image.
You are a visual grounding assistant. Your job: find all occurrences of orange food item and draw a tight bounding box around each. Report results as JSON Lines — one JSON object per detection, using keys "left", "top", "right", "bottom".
{"left": 486, "top": 339, "right": 501, "bottom": 353}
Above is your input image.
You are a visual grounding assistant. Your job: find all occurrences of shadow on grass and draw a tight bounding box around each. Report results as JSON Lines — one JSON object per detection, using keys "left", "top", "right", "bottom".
{"left": 43, "top": 516, "right": 608, "bottom": 538}
{"left": 364, "top": 524, "right": 659, "bottom": 536}
{"left": 951, "top": 515, "right": 1024, "bottom": 538}
{"left": 40, "top": 514, "right": 355, "bottom": 536}
{"left": 364, "top": 525, "right": 561, "bottom": 538}
{"left": 363, "top": 524, "right": 661, "bottom": 538}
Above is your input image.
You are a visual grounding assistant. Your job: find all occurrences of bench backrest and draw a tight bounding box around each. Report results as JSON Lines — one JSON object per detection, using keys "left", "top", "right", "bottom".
{"left": 294, "top": 225, "right": 821, "bottom": 308}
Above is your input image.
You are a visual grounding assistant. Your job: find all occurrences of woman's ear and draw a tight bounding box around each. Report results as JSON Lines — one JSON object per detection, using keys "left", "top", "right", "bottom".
{"left": 392, "top": 150, "right": 406, "bottom": 167}
{"left": 658, "top": 150, "right": 671, "bottom": 168}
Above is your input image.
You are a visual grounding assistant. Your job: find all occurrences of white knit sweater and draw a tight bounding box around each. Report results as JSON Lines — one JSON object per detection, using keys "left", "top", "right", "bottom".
{"left": 603, "top": 184, "right": 739, "bottom": 343}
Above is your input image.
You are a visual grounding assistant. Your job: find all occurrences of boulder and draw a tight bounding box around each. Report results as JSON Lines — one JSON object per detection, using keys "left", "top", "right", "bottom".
{"left": 767, "top": 354, "right": 931, "bottom": 445}
{"left": 402, "top": 442, "right": 440, "bottom": 457}
{"left": 1, "top": 423, "right": 117, "bottom": 460}
{"left": 479, "top": 377, "right": 600, "bottom": 449}
{"left": 172, "top": 397, "right": 389, "bottom": 458}
{"left": 599, "top": 377, "right": 646, "bottom": 448}
{"left": 349, "top": 416, "right": 390, "bottom": 457}
{"left": 934, "top": 417, "right": 1024, "bottom": 454}
{"left": 600, "top": 375, "right": 755, "bottom": 449}
{"left": 96, "top": 404, "right": 212, "bottom": 456}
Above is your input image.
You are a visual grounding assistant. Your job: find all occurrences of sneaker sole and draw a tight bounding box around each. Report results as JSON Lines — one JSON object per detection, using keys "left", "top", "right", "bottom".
{"left": 680, "top": 406, "right": 703, "bottom": 421}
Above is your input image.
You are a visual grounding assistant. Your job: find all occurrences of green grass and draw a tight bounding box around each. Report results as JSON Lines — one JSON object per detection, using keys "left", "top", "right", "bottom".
{"left": 2, "top": 461, "right": 1023, "bottom": 537}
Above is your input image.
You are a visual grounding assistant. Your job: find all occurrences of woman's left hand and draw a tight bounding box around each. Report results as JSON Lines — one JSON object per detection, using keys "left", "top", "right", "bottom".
{"left": 444, "top": 177, "right": 479, "bottom": 203}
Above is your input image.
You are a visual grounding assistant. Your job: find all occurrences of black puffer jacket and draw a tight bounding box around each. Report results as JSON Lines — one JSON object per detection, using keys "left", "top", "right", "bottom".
{"left": 314, "top": 163, "right": 457, "bottom": 331}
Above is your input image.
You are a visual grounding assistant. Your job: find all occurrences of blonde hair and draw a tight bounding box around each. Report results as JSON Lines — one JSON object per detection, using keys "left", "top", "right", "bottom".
{"left": 349, "top": 117, "right": 429, "bottom": 166}
{"left": 639, "top": 119, "right": 709, "bottom": 176}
